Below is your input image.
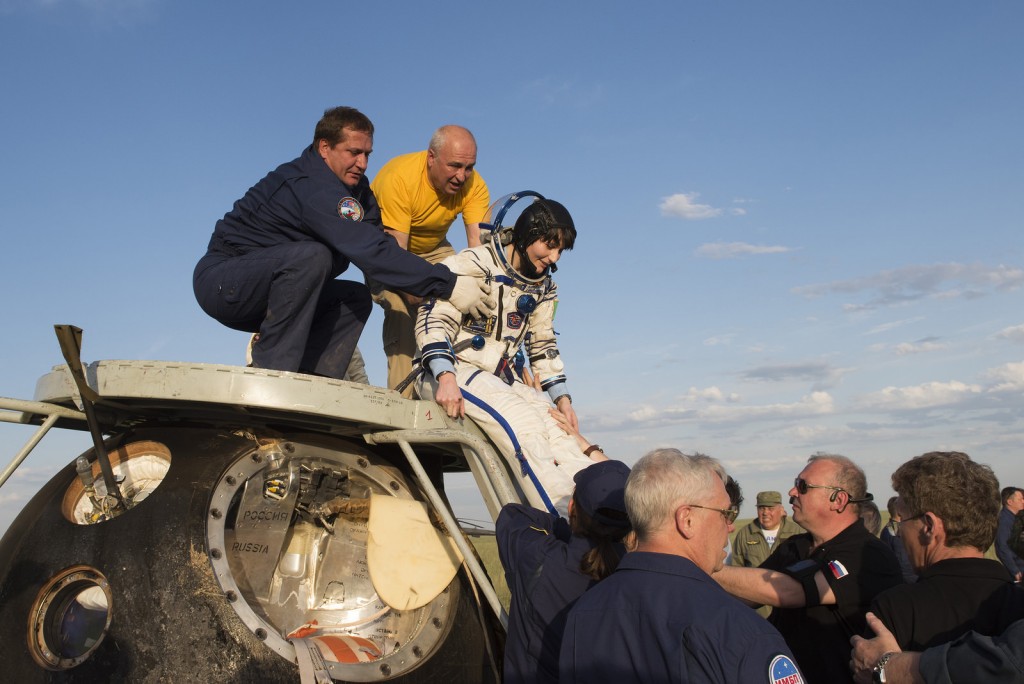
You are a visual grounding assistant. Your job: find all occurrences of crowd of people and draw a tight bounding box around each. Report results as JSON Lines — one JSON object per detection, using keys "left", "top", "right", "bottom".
{"left": 194, "top": 106, "right": 1024, "bottom": 684}
{"left": 520, "top": 450, "right": 1024, "bottom": 684}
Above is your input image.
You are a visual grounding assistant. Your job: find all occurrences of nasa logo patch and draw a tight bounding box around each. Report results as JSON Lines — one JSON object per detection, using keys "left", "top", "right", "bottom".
{"left": 337, "top": 197, "right": 363, "bottom": 221}
{"left": 769, "top": 654, "right": 803, "bottom": 684}
{"left": 506, "top": 312, "right": 524, "bottom": 329}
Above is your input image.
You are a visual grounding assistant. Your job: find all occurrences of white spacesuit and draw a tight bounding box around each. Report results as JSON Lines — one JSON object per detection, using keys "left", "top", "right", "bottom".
{"left": 414, "top": 196, "right": 596, "bottom": 516}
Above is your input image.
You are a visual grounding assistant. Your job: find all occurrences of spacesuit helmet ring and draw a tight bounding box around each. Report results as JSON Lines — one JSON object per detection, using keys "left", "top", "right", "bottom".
{"left": 479, "top": 191, "right": 577, "bottom": 279}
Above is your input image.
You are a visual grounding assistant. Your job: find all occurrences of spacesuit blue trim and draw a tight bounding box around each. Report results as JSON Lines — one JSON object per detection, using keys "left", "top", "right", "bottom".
{"left": 425, "top": 357, "right": 455, "bottom": 379}
{"left": 461, "top": 388, "right": 559, "bottom": 516}
{"left": 421, "top": 341, "right": 456, "bottom": 379}
{"left": 544, "top": 380, "right": 568, "bottom": 403}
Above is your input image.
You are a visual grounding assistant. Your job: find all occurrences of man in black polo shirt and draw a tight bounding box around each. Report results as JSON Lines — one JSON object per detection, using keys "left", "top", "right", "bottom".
{"left": 866, "top": 453, "right": 1024, "bottom": 653}
{"left": 715, "top": 453, "right": 902, "bottom": 683}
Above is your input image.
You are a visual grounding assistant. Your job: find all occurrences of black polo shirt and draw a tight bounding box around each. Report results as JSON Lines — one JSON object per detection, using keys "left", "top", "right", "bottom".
{"left": 870, "top": 557, "right": 1024, "bottom": 651}
{"left": 762, "top": 520, "right": 902, "bottom": 684}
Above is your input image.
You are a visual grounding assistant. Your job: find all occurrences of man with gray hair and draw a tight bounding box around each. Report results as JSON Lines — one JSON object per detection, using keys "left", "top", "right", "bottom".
{"left": 370, "top": 125, "right": 490, "bottom": 395}
{"left": 559, "top": 449, "right": 804, "bottom": 683}
{"left": 715, "top": 453, "right": 901, "bottom": 683}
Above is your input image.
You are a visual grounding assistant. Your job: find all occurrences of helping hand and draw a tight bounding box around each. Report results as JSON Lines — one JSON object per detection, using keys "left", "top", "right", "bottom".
{"left": 449, "top": 276, "right": 495, "bottom": 320}
{"left": 849, "top": 612, "right": 901, "bottom": 683}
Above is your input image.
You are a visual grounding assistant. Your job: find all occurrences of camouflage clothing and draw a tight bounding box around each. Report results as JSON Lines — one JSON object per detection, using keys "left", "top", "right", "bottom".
{"left": 731, "top": 517, "right": 805, "bottom": 568}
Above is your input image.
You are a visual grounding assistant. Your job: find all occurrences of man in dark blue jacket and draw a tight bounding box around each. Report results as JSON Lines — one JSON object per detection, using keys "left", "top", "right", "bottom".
{"left": 194, "top": 106, "right": 492, "bottom": 379}
{"left": 996, "top": 486, "right": 1024, "bottom": 582}
{"left": 560, "top": 449, "right": 804, "bottom": 684}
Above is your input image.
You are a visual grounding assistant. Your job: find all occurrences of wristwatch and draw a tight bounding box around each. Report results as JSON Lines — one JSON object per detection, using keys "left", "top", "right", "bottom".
{"left": 872, "top": 651, "right": 897, "bottom": 684}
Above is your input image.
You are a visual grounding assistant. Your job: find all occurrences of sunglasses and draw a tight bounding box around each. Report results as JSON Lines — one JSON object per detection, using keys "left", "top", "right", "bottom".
{"left": 793, "top": 477, "right": 844, "bottom": 497}
{"left": 686, "top": 503, "right": 739, "bottom": 524}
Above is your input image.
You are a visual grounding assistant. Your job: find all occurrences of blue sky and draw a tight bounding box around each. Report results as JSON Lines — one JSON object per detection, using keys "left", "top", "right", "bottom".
{"left": 1, "top": 1, "right": 1022, "bottom": 533}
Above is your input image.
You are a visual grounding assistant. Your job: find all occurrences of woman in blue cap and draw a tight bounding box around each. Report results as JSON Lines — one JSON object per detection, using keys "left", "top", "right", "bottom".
{"left": 496, "top": 416, "right": 632, "bottom": 684}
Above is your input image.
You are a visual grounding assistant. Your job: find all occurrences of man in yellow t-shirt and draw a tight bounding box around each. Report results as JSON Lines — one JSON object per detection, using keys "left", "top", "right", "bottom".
{"left": 370, "top": 125, "right": 490, "bottom": 396}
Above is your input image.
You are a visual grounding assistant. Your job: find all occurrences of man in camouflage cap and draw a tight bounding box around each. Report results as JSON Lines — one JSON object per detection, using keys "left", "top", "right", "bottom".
{"left": 730, "top": 490, "right": 804, "bottom": 569}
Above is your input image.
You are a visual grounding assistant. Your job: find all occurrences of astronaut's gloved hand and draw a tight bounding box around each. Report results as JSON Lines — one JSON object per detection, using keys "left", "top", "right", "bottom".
{"left": 449, "top": 276, "right": 495, "bottom": 319}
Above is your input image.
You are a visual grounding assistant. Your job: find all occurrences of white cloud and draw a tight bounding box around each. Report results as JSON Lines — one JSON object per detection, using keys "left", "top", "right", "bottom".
{"left": 984, "top": 362, "right": 1024, "bottom": 392}
{"left": 695, "top": 242, "right": 793, "bottom": 259}
{"left": 660, "top": 192, "right": 724, "bottom": 220}
{"left": 591, "top": 391, "right": 833, "bottom": 431}
{"left": 996, "top": 324, "right": 1024, "bottom": 344}
{"left": 857, "top": 380, "right": 982, "bottom": 410}
{"left": 864, "top": 317, "right": 925, "bottom": 336}
{"left": 741, "top": 361, "right": 849, "bottom": 391}
{"left": 783, "top": 423, "right": 855, "bottom": 444}
{"left": 701, "top": 391, "right": 834, "bottom": 422}
{"left": 703, "top": 334, "right": 735, "bottom": 347}
{"left": 893, "top": 340, "right": 946, "bottom": 356}
{"left": 680, "top": 386, "right": 741, "bottom": 403}
{"left": 793, "top": 262, "right": 1024, "bottom": 310}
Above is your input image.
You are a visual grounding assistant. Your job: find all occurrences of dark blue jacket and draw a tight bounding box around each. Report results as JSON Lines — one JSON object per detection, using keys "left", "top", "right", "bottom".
{"left": 559, "top": 552, "right": 803, "bottom": 683}
{"left": 496, "top": 503, "right": 614, "bottom": 684}
{"left": 206, "top": 145, "right": 456, "bottom": 297}
{"left": 920, "top": 617, "right": 1024, "bottom": 683}
{"left": 996, "top": 508, "right": 1024, "bottom": 577}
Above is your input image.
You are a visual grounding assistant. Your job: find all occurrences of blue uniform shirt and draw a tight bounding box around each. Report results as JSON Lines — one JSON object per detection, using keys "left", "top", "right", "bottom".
{"left": 496, "top": 503, "right": 614, "bottom": 684}
{"left": 559, "top": 551, "right": 805, "bottom": 684}
{"left": 207, "top": 145, "right": 457, "bottom": 298}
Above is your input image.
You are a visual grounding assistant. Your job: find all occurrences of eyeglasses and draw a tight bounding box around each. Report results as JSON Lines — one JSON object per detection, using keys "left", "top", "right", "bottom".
{"left": 794, "top": 477, "right": 844, "bottom": 496}
{"left": 896, "top": 512, "right": 927, "bottom": 537}
{"left": 686, "top": 503, "right": 739, "bottom": 524}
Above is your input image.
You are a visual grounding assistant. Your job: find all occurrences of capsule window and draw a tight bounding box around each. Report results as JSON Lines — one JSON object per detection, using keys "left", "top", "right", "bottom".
{"left": 62, "top": 440, "right": 172, "bottom": 525}
{"left": 29, "top": 566, "right": 112, "bottom": 670}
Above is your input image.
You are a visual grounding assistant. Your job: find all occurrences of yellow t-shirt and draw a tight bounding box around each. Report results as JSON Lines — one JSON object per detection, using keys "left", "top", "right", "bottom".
{"left": 371, "top": 150, "right": 490, "bottom": 254}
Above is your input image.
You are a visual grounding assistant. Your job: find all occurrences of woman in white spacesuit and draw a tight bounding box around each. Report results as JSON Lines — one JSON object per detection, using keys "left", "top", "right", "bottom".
{"left": 415, "top": 195, "right": 609, "bottom": 516}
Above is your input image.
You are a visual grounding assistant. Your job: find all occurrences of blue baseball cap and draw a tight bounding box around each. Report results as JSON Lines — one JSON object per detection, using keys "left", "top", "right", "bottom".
{"left": 573, "top": 460, "right": 632, "bottom": 529}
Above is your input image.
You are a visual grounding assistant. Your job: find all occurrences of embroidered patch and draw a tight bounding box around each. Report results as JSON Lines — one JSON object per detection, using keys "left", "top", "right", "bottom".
{"left": 337, "top": 197, "right": 363, "bottom": 221}
{"left": 827, "top": 559, "right": 849, "bottom": 579}
{"left": 506, "top": 312, "right": 524, "bottom": 329}
{"left": 769, "top": 654, "right": 803, "bottom": 684}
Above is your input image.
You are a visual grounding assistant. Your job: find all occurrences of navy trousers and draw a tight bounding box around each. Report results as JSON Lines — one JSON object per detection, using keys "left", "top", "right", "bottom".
{"left": 194, "top": 242, "right": 371, "bottom": 379}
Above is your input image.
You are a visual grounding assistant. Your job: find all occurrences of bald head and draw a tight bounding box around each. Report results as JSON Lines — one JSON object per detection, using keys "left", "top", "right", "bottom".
{"left": 426, "top": 125, "right": 478, "bottom": 195}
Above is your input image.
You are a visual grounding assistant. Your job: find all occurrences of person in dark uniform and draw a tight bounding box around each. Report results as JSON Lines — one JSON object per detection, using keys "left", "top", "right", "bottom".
{"left": 559, "top": 449, "right": 805, "bottom": 684}
{"left": 851, "top": 611, "right": 1024, "bottom": 684}
{"left": 864, "top": 453, "right": 1024, "bottom": 653}
{"left": 996, "top": 486, "right": 1024, "bottom": 582}
{"left": 880, "top": 496, "right": 918, "bottom": 584}
{"left": 194, "top": 106, "right": 493, "bottom": 379}
{"left": 715, "top": 453, "right": 902, "bottom": 683}
{"left": 497, "top": 451, "right": 631, "bottom": 684}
